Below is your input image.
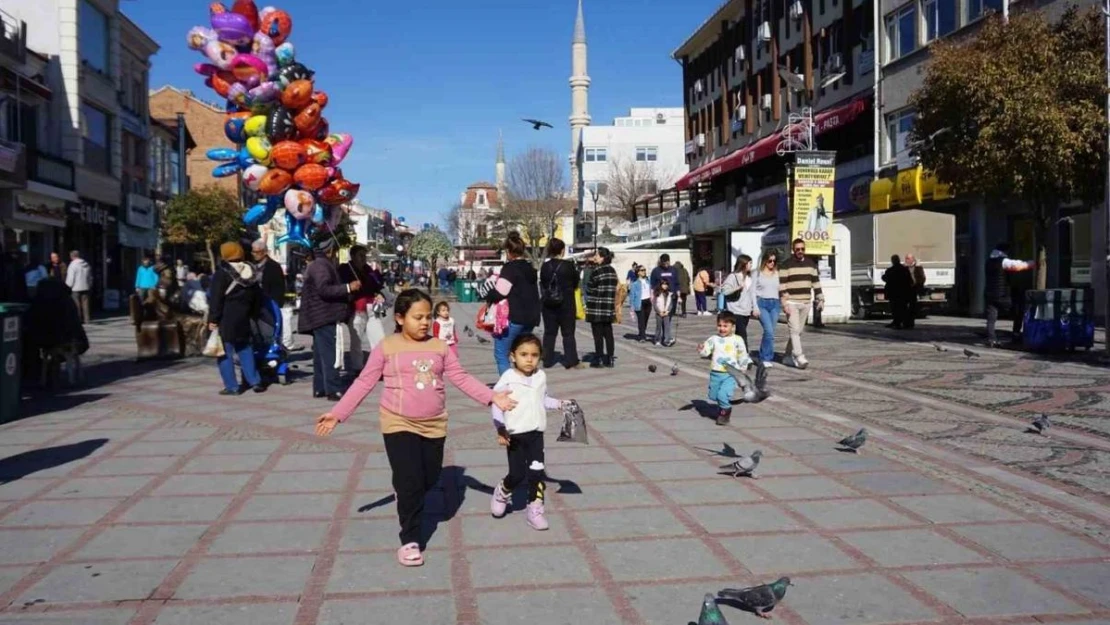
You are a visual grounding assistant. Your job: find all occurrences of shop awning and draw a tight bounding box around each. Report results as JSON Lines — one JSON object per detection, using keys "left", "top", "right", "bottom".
{"left": 675, "top": 96, "right": 870, "bottom": 191}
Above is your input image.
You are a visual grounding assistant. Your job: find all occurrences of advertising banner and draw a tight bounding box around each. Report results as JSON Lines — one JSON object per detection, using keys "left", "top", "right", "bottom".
{"left": 791, "top": 151, "right": 837, "bottom": 255}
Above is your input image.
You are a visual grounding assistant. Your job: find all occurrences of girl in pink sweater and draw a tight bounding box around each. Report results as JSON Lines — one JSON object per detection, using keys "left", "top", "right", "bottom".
{"left": 316, "top": 289, "right": 515, "bottom": 567}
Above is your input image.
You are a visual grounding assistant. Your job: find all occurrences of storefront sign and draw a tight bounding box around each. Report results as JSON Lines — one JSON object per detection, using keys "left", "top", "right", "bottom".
{"left": 743, "top": 184, "right": 786, "bottom": 224}
{"left": 791, "top": 151, "right": 837, "bottom": 255}
{"left": 833, "top": 174, "right": 872, "bottom": 215}
{"left": 14, "top": 192, "right": 68, "bottom": 228}
{"left": 125, "top": 193, "right": 154, "bottom": 229}
{"left": 72, "top": 203, "right": 113, "bottom": 226}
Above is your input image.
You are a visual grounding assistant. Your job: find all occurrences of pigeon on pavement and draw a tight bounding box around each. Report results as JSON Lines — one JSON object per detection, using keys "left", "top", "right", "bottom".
{"left": 648, "top": 364, "right": 657, "bottom": 373}
{"left": 698, "top": 593, "right": 730, "bottom": 625}
{"left": 963, "top": 348, "right": 980, "bottom": 360}
{"left": 753, "top": 360, "right": 768, "bottom": 393}
{"left": 464, "top": 325, "right": 474, "bottom": 337}
{"left": 671, "top": 362, "right": 680, "bottom": 376}
{"left": 932, "top": 342, "right": 948, "bottom": 352}
{"left": 717, "top": 577, "right": 792, "bottom": 620}
{"left": 476, "top": 335, "right": 490, "bottom": 345}
{"left": 1029, "top": 413, "right": 1051, "bottom": 435}
{"left": 837, "top": 428, "right": 868, "bottom": 453}
{"left": 721, "top": 449, "right": 762, "bottom": 478}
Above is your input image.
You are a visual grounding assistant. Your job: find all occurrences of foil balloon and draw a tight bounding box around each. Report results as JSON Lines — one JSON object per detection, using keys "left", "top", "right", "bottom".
{"left": 258, "top": 7, "right": 293, "bottom": 45}
{"left": 223, "top": 111, "right": 251, "bottom": 143}
{"left": 275, "top": 62, "right": 313, "bottom": 89}
{"left": 243, "top": 115, "right": 268, "bottom": 137}
{"left": 274, "top": 42, "right": 295, "bottom": 67}
{"left": 243, "top": 195, "right": 281, "bottom": 227}
{"left": 266, "top": 107, "right": 297, "bottom": 142}
{"left": 311, "top": 91, "right": 328, "bottom": 109}
{"left": 228, "top": 81, "right": 279, "bottom": 111}
{"left": 241, "top": 163, "right": 269, "bottom": 190}
{"left": 280, "top": 79, "right": 313, "bottom": 110}
{"left": 312, "top": 118, "right": 330, "bottom": 141}
{"left": 209, "top": 3, "right": 254, "bottom": 47}
{"left": 228, "top": 54, "right": 268, "bottom": 87}
{"left": 293, "top": 163, "right": 328, "bottom": 191}
{"left": 293, "top": 102, "right": 322, "bottom": 134}
{"left": 324, "top": 134, "right": 353, "bottom": 165}
{"left": 270, "top": 140, "right": 307, "bottom": 170}
{"left": 300, "top": 139, "right": 332, "bottom": 165}
{"left": 325, "top": 203, "right": 343, "bottom": 231}
{"left": 259, "top": 168, "right": 293, "bottom": 195}
{"left": 195, "top": 64, "right": 236, "bottom": 98}
{"left": 277, "top": 212, "right": 311, "bottom": 248}
{"left": 252, "top": 32, "right": 277, "bottom": 77}
{"left": 207, "top": 146, "right": 256, "bottom": 177}
{"left": 311, "top": 204, "right": 326, "bottom": 225}
{"left": 230, "top": 0, "right": 260, "bottom": 32}
{"left": 245, "top": 136, "right": 272, "bottom": 165}
{"left": 284, "top": 189, "right": 315, "bottom": 220}
{"left": 202, "top": 40, "right": 236, "bottom": 69}
{"left": 186, "top": 26, "right": 218, "bottom": 50}
{"left": 317, "top": 177, "right": 360, "bottom": 206}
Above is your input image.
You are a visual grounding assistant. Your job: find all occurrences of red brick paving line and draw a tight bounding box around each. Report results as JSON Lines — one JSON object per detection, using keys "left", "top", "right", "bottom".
{"left": 442, "top": 449, "right": 480, "bottom": 625}
{"left": 124, "top": 438, "right": 297, "bottom": 625}
{"left": 289, "top": 448, "right": 371, "bottom": 625}
{"left": 0, "top": 422, "right": 230, "bottom": 610}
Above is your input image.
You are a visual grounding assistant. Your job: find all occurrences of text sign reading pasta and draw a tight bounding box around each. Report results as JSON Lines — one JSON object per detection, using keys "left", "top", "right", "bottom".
{"left": 791, "top": 151, "right": 837, "bottom": 256}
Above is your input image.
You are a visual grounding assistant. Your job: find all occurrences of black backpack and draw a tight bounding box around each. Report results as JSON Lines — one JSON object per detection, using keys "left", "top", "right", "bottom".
{"left": 542, "top": 260, "right": 564, "bottom": 307}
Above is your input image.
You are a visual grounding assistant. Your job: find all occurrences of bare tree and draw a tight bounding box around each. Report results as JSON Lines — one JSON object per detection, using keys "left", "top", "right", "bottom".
{"left": 602, "top": 155, "right": 677, "bottom": 221}
{"left": 491, "top": 147, "right": 571, "bottom": 265}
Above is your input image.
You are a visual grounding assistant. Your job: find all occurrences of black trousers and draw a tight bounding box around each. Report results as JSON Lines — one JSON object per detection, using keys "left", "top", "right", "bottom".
{"left": 541, "top": 303, "right": 579, "bottom": 368}
{"left": 985, "top": 299, "right": 1012, "bottom": 343}
{"left": 502, "top": 430, "right": 546, "bottom": 502}
{"left": 735, "top": 314, "right": 750, "bottom": 347}
{"left": 383, "top": 431, "right": 445, "bottom": 547}
{"left": 635, "top": 306, "right": 651, "bottom": 339}
{"left": 311, "top": 324, "right": 342, "bottom": 395}
{"left": 678, "top": 293, "right": 688, "bottom": 316}
{"left": 591, "top": 322, "right": 614, "bottom": 364}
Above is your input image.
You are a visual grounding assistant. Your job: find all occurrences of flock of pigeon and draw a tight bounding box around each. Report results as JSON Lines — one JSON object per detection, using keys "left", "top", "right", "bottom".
{"left": 933, "top": 343, "right": 1054, "bottom": 435}
{"left": 698, "top": 577, "right": 793, "bottom": 623}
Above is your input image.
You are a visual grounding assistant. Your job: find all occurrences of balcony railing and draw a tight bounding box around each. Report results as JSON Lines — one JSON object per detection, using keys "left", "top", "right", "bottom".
{"left": 611, "top": 207, "right": 689, "bottom": 241}
{"left": 28, "top": 150, "right": 76, "bottom": 190}
{"left": 0, "top": 8, "right": 26, "bottom": 63}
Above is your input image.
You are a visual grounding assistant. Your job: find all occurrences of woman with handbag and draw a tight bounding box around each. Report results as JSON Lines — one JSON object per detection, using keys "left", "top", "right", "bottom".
{"left": 207, "top": 242, "right": 266, "bottom": 395}
{"left": 539, "top": 238, "right": 582, "bottom": 369}
{"left": 486, "top": 233, "right": 540, "bottom": 375}
{"left": 584, "top": 247, "right": 618, "bottom": 368}
{"left": 719, "top": 255, "right": 755, "bottom": 346}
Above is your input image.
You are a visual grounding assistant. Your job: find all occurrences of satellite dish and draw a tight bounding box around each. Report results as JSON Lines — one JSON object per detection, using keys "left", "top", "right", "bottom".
{"left": 778, "top": 68, "right": 806, "bottom": 92}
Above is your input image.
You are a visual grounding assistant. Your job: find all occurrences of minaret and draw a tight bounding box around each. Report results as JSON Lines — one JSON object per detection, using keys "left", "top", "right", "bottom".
{"left": 495, "top": 130, "right": 506, "bottom": 206}
{"left": 569, "top": 0, "right": 591, "bottom": 200}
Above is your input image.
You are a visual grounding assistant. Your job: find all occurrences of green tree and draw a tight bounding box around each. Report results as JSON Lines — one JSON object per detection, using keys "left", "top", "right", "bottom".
{"left": 161, "top": 186, "right": 244, "bottom": 272}
{"left": 491, "top": 147, "right": 571, "bottom": 265}
{"left": 408, "top": 227, "right": 455, "bottom": 290}
{"left": 909, "top": 8, "right": 1107, "bottom": 289}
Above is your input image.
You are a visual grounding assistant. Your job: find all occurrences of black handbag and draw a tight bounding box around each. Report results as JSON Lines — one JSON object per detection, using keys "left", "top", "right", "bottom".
{"left": 542, "top": 261, "right": 564, "bottom": 307}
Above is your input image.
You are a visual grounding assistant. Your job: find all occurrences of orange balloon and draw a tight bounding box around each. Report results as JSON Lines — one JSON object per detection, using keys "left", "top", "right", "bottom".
{"left": 293, "top": 103, "right": 322, "bottom": 134}
{"left": 280, "top": 79, "right": 313, "bottom": 110}
{"left": 300, "top": 139, "right": 332, "bottom": 165}
{"left": 293, "top": 163, "right": 329, "bottom": 191}
{"left": 311, "top": 91, "right": 328, "bottom": 109}
{"left": 258, "top": 168, "right": 293, "bottom": 195}
{"left": 270, "top": 140, "right": 307, "bottom": 171}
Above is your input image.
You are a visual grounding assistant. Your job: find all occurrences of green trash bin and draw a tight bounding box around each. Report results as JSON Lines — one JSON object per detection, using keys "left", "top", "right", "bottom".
{"left": 454, "top": 279, "right": 465, "bottom": 301}
{"left": 0, "top": 303, "right": 29, "bottom": 424}
{"left": 461, "top": 280, "right": 476, "bottom": 303}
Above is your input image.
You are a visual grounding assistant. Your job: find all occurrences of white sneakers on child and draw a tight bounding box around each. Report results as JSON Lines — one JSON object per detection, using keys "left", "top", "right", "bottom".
{"left": 490, "top": 482, "right": 510, "bottom": 518}
{"left": 490, "top": 482, "right": 549, "bottom": 531}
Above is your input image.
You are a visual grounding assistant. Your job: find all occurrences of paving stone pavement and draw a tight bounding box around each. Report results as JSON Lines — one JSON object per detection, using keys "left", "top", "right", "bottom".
{"left": 0, "top": 309, "right": 1107, "bottom": 625}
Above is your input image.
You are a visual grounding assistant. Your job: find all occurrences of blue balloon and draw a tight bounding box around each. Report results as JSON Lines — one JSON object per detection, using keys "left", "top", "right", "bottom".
{"left": 207, "top": 147, "right": 257, "bottom": 178}
{"left": 276, "top": 211, "right": 311, "bottom": 248}
{"left": 243, "top": 196, "right": 282, "bottom": 226}
{"left": 206, "top": 147, "right": 238, "bottom": 161}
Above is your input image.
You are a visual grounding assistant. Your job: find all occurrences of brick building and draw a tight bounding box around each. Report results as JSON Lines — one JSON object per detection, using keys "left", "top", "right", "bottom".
{"left": 149, "top": 85, "right": 235, "bottom": 195}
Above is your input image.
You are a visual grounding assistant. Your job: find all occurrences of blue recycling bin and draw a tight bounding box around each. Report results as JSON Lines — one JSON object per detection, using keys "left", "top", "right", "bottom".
{"left": 1023, "top": 289, "right": 1095, "bottom": 352}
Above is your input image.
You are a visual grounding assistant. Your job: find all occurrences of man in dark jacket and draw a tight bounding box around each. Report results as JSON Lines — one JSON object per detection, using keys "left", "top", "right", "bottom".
{"left": 650, "top": 254, "right": 680, "bottom": 316}
{"left": 984, "top": 243, "right": 1034, "bottom": 347}
{"left": 882, "top": 255, "right": 914, "bottom": 329}
{"left": 299, "top": 239, "right": 360, "bottom": 400}
{"left": 252, "top": 239, "right": 287, "bottom": 308}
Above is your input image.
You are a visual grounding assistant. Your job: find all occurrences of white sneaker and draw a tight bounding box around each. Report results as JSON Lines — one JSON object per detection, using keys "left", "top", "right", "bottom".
{"left": 763, "top": 362, "right": 774, "bottom": 369}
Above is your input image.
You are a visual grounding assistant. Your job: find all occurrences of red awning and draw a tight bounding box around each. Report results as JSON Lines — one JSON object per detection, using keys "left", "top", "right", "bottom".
{"left": 675, "top": 96, "right": 869, "bottom": 190}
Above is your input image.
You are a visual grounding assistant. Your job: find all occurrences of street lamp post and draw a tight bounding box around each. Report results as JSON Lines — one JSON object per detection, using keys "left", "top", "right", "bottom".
{"left": 589, "top": 187, "right": 600, "bottom": 250}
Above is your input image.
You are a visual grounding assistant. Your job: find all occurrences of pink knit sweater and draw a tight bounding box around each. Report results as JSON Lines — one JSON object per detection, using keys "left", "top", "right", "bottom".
{"left": 331, "top": 334, "right": 493, "bottom": 424}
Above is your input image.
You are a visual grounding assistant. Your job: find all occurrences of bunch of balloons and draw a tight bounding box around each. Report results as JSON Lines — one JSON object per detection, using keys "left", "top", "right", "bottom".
{"left": 188, "top": 1, "right": 360, "bottom": 248}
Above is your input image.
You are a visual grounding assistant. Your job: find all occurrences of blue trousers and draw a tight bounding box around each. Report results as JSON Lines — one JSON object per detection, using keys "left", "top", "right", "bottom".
{"left": 493, "top": 323, "right": 533, "bottom": 375}
{"left": 217, "top": 340, "right": 261, "bottom": 391}
{"left": 708, "top": 371, "right": 737, "bottom": 409}
{"left": 756, "top": 297, "right": 781, "bottom": 363}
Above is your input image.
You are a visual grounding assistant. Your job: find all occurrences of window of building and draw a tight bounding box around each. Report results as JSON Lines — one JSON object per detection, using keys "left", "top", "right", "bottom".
{"left": 585, "top": 147, "right": 607, "bottom": 162}
{"left": 79, "top": 0, "right": 110, "bottom": 74}
{"left": 475, "top": 224, "right": 488, "bottom": 240}
{"left": 819, "top": 0, "right": 826, "bottom": 15}
{"left": 968, "top": 0, "right": 1004, "bottom": 21}
{"left": 585, "top": 181, "right": 609, "bottom": 197}
{"left": 81, "top": 102, "right": 111, "bottom": 173}
{"left": 924, "top": 0, "right": 957, "bottom": 41}
{"left": 885, "top": 5, "right": 917, "bottom": 62}
{"left": 635, "top": 146, "right": 658, "bottom": 162}
{"left": 885, "top": 108, "right": 917, "bottom": 163}
{"left": 170, "top": 149, "right": 181, "bottom": 194}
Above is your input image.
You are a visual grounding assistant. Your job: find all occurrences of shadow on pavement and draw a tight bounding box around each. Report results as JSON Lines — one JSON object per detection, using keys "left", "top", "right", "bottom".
{"left": 16, "top": 392, "right": 112, "bottom": 419}
{"left": 0, "top": 439, "right": 108, "bottom": 483}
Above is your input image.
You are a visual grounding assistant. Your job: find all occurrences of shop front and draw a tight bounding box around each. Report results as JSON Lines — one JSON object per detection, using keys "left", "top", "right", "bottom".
{"left": 1, "top": 188, "right": 71, "bottom": 264}
{"left": 688, "top": 196, "right": 739, "bottom": 272}
{"left": 118, "top": 193, "right": 158, "bottom": 296}
{"left": 66, "top": 201, "right": 119, "bottom": 312}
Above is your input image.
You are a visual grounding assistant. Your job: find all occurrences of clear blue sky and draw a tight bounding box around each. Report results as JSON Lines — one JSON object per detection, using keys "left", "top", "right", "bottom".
{"left": 126, "top": 0, "right": 719, "bottom": 227}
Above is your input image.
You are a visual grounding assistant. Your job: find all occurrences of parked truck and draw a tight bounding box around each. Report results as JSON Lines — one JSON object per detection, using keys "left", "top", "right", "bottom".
{"left": 841, "top": 209, "right": 956, "bottom": 319}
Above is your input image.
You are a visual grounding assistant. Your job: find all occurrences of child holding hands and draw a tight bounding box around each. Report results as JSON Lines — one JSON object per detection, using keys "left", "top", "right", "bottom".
{"left": 315, "top": 289, "right": 516, "bottom": 567}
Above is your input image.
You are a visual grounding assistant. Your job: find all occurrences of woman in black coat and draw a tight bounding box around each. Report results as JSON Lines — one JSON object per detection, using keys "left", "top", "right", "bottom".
{"left": 585, "top": 247, "right": 618, "bottom": 368}
{"left": 486, "top": 232, "right": 540, "bottom": 375}
{"left": 208, "top": 242, "right": 265, "bottom": 395}
{"left": 539, "top": 237, "right": 581, "bottom": 369}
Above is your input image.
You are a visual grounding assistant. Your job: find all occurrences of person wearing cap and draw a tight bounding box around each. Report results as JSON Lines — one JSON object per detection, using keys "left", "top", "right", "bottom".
{"left": 208, "top": 241, "right": 266, "bottom": 395}
{"left": 298, "top": 238, "right": 362, "bottom": 400}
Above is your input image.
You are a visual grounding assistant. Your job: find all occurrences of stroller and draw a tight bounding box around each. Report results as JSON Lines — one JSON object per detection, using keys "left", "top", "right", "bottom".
{"left": 250, "top": 296, "right": 292, "bottom": 385}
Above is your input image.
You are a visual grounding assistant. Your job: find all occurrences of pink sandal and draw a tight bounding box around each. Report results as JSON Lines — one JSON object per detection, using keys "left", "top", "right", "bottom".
{"left": 397, "top": 542, "right": 424, "bottom": 567}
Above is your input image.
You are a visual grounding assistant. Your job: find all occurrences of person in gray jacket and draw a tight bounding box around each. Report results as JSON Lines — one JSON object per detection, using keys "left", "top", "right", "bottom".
{"left": 65, "top": 250, "right": 92, "bottom": 323}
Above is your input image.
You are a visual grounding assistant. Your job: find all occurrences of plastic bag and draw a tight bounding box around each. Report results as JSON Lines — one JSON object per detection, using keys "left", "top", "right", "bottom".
{"left": 557, "top": 399, "right": 588, "bottom": 444}
{"left": 203, "top": 331, "right": 225, "bottom": 358}
{"left": 574, "top": 288, "right": 586, "bottom": 321}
